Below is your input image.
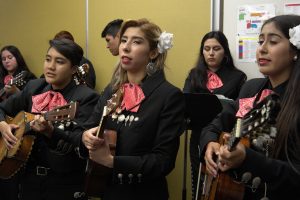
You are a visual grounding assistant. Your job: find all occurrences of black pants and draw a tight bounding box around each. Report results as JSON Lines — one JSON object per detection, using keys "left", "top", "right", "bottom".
{"left": 0, "top": 175, "right": 20, "bottom": 200}
{"left": 19, "top": 169, "right": 87, "bottom": 200}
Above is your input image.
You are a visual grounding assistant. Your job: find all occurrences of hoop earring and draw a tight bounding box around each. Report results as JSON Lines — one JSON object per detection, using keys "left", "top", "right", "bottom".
{"left": 146, "top": 60, "right": 156, "bottom": 75}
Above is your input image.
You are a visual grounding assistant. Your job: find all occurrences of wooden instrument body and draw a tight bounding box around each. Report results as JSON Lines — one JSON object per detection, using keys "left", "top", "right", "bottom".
{"left": 0, "top": 102, "right": 77, "bottom": 179}
{"left": 84, "top": 130, "right": 117, "bottom": 197}
{"left": 0, "top": 112, "right": 35, "bottom": 179}
{"left": 200, "top": 137, "right": 249, "bottom": 200}
{"left": 199, "top": 94, "right": 280, "bottom": 200}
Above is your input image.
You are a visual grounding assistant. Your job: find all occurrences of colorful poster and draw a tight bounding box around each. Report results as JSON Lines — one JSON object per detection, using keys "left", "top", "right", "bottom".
{"left": 237, "top": 4, "right": 275, "bottom": 35}
{"left": 236, "top": 36, "right": 259, "bottom": 63}
{"left": 284, "top": 3, "right": 300, "bottom": 15}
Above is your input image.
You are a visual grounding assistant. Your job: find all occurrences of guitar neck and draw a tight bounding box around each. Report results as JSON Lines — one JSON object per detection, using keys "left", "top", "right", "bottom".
{"left": 227, "top": 118, "right": 243, "bottom": 152}
{"left": 96, "top": 111, "right": 107, "bottom": 138}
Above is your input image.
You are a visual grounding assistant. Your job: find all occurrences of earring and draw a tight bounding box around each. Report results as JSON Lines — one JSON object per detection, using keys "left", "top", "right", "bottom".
{"left": 293, "top": 55, "right": 298, "bottom": 61}
{"left": 146, "top": 60, "right": 156, "bottom": 75}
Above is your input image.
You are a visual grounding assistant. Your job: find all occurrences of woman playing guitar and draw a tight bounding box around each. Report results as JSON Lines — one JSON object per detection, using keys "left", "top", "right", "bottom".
{"left": 200, "top": 15, "right": 300, "bottom": 200}
{"left": 0, "top": 45, "right": 36, "bottom": 101}
{"left": 81, "top": 19, "right": 185, "bottom": 200}
{"left": 0, "top": 39, "right": 99, "bottom": 200}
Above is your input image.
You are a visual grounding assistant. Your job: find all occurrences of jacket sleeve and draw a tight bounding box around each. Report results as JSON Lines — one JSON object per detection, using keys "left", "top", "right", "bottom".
{"left": 237, "top": 147, "right": 300, "bottom": 194}
{"left": 0, "top": 82, "right": 31, "bottom": 121}
{"left": 77, "top": 85, "right": 113, "bottom": 156}
{"left": 50, "top": 87, "right": 100, "bottom": 148}
{"left": 183, "top": 71, "right": 193, "bottom": 93}
{"left": 198, "top": 79, "right": 262, "bottom": 160}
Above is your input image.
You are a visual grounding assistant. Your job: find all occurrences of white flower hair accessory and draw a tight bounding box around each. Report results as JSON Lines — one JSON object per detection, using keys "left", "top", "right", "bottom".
{"left": 157, "top": 31, "right": 173, "bottom": 54}
{"left": 289, "top": 24, "right": 300, "bottom": 49}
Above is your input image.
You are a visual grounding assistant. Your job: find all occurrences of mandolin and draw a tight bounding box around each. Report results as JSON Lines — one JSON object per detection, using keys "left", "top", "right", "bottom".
{"left": 84, "top": 89, "right": 122, "bottom": 198}
{"left": 0, "top": 102, "right": 78, "bottom": 179}
{"left": 198, "top": 94, "right": 280, "bottom": 200}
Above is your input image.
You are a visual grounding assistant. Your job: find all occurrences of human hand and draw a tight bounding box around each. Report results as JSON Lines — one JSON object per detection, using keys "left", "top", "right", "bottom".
{"left": 82, "top": 126, "right": 101, "bottom": 150}
{"left": 218, "top": 133, "right": 246, "bottom": 172}
{"left": 4, "top": 85, "right": 20, "bottom": 95}
{"left": 0, "top": 121, "right": 19, "bottom": 149}
{"left": 88, "top": 130, "right": 115, "bottom": 168}
{"left": 204, "top": 141, "right": 220, "bottom": 177}
{"left": 29, "top": 114, "right": 54, "bottom": 138}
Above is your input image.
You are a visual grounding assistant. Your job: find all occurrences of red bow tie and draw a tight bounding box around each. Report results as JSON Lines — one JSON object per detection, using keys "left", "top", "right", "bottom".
{"left": 236, "top": 89, "right": 273, "bottom": 118}
{"left": 206, "top": 70, "right": 223, "bottom": 92}
{"left": 4, "top": 75, "right": 13, "bottom": 85}
{"left": 31, "top": 91, "right": 67, "bottom": 113}
{"left": 121, "top": 83, "right": 145, "bottom": 112}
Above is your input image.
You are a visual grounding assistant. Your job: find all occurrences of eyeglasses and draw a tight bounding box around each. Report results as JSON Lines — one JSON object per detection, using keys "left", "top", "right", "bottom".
{"left": 2, "top": 55, "right": 15, "bottom": 61}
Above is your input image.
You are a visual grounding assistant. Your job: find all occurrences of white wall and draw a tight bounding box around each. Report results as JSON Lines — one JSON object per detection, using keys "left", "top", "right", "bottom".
{"left": 223, "top": 0, "right": 299, "bottom": 80}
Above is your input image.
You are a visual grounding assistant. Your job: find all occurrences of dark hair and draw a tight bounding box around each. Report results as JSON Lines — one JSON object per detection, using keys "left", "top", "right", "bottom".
{"left": 0, "top": 45, "right": 32, "bottom": 77}
{"left": 189, "top": 31, "right": 240, "bottom": 91}
{"left": 48, "top": 39, "right": 83, "bottom": 66}
{"left": 53, "top": 30, "right": 75, "bottom": 41}
{"left": 101, "top": 19, "right": 123, "bottom": 38}
{"left": 266, "top": 15, "right": 300, "bottom": 174}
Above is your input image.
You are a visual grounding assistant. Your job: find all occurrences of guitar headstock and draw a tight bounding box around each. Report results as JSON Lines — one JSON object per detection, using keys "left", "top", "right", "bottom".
{"left": 11, "top": 71, "right": 28, "bottom": 87}
{"left": 74, "top": 63, "right": 89, "bottom": 85}
{"left": 44, "top": 102, "right": 78, "bottom": 123}
{"left": 228, "top": 94, "right": 280, "bottom": 152}
{"left": 103, "top": 89, "right": 123, "bottom": 117}
{"left": 242, "top": 93, "right": 280, "bottom": 136}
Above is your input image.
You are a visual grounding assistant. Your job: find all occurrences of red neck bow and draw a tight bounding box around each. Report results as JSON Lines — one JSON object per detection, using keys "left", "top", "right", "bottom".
{"left": 236, "top": 89, "right": 273, "bottom": 118}
{"left": 206, "top": 70, "right": 223, "bottom": 92}
{"left": 31, "top": 91, "right": 67, "bottom": 113}
{"left": 121, "top": 83, "right": 145, "bottom": 112}
{"left": 4, "top": 75, "right": 13, "bottom": 85}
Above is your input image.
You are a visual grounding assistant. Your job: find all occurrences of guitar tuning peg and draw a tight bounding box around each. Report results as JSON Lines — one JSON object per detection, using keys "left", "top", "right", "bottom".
{"left": 58, "top": 124, "right": 65, "bottom": 130}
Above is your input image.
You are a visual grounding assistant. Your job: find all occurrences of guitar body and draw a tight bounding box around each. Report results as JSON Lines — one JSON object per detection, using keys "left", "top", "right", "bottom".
{"left": 200, "top": 136, "right": 249, "bottom": 200}
{"left": 0, "top": 102, "right": 77, "bottom": 179}
{"left": 200, "top": 170, "right": 245, "bottom": 200}
{"left": 0, "top": 111, "right": 35, "bottom": 179}
{"left": 199, "top": 94, "right": 280, "bottom": 200}
{"left": 84, "top": 130, "right": 117, "bottom": 197}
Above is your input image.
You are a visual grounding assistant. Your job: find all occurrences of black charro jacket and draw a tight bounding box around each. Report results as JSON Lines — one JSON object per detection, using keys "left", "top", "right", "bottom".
{"left": 199, "top": 78, "right": 300, "bottom": 200}
{"left": 81, "top": 70, "right": 185, "bottom": 200}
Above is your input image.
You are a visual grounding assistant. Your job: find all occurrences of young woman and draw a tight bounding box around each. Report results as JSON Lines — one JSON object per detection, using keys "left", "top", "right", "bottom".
{"left": 183, "top": 31, "right": 246, "bottom": 99}
{"left": 52, "top": 30, "right": 97, "bottom": 89}
{"left": 0, "top": 39, "right": 99, "bottom": 200}
{"left": 201, "top": 15, "right": 300, "bottom": 199}
{"left": 81, "top": 19, "right": 185, "bottom": 200}
{"left": 0, "top": 45, "right": 36, "bottom": 100}
{"left": 183, "top": 31, "right": 246, "bottom": 199}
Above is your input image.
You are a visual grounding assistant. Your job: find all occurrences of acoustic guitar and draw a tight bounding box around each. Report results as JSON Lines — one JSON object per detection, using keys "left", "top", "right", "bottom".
{"left": 84, "top": 89, "right": 122, "bottom": 198}
{"left": 198, "top": 94, "right": 280, "bottom": 200}
{"left": 0, "top": 71, "right": 28, "bottom": 99}
{"left": 0, "top": 102, "right": 78, "bottom": 179}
